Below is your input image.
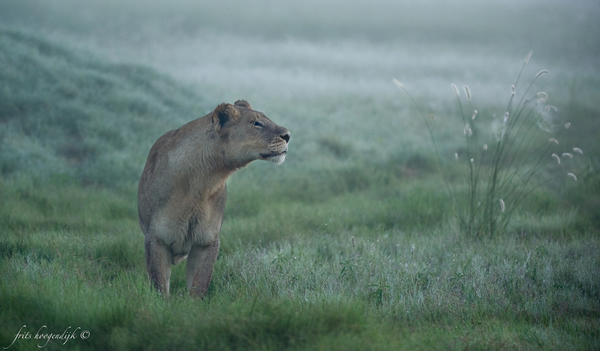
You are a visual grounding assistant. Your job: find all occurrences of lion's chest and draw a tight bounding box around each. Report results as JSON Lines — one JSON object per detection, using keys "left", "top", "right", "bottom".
{"left": 152, "top": 189, "right": 226, "bottom": 259}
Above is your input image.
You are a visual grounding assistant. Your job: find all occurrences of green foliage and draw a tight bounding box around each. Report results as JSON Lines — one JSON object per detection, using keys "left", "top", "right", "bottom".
{"left": 2, "top": 186, "right": 599, "bottom": 349}
{"left": 368, "top": 279, "right": 390, "bottom": 307}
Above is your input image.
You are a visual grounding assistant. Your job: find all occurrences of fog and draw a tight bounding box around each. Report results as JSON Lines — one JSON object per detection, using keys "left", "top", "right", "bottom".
{"left": 2, "top": 0, "right": 599, "bottom": 161}
{"left": 4, "top": 1, "right": 598, "bottom": 86}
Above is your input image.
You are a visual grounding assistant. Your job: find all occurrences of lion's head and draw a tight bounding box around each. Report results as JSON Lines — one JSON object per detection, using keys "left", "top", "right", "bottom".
{"left": 212, "top": 100, "right": 290, "bottom": 167}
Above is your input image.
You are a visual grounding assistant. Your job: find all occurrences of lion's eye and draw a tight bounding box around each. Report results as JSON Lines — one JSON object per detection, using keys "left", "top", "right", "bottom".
{"left": 253, "top": 121, "right": 264, "bottom": 128}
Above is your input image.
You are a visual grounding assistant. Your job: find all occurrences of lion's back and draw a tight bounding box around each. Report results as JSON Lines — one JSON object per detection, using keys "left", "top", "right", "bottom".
{"left": 137, "top": 128, "right": 179, "bottom": 234}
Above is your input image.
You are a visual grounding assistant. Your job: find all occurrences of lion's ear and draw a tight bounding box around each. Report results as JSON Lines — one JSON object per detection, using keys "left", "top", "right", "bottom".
{"left": 212, "top": 103, "right": 241, "bottom": 132}
{"left": 234, "top": 100, "right": 252, "bottom": 110}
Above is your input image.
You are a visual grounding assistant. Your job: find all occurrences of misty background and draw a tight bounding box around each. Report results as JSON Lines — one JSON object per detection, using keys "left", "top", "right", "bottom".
{"left": 1, "top": 0, "right": 599, "bottom": 187}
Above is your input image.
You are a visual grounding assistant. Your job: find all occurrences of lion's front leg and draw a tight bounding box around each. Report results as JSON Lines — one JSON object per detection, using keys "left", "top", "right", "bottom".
{"left": 145, "top": 237, "right": 173, "bottom": 297}
{"left": 186, "top": 241, "right": 220, "bottom": 298}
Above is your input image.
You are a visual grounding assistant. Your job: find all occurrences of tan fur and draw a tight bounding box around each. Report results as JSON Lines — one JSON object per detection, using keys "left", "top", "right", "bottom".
{"left": 138, "top": 100, "right": 290, "bottom": 297}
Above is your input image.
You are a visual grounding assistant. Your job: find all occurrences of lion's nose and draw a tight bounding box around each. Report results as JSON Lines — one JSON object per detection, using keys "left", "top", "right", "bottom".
{"left": 280, "top": 132, "right": 291, "bottom": 144}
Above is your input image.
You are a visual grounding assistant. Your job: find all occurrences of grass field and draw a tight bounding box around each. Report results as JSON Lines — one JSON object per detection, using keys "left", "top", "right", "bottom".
{"left": 1, "top": 0, "right": 599, "bottom": 349}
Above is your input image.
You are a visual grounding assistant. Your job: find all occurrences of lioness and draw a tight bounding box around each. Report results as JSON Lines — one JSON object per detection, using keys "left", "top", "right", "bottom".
{"left": 138, "top": 100, "right": 290, "bottom": 297}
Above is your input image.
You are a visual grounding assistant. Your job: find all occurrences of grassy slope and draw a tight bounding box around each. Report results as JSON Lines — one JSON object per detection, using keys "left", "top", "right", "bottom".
{"left": 0, "top": 29, "right": 599, "bottom": 350}
{"left": 0, "top": 28, "right": 205, "bottom": 187}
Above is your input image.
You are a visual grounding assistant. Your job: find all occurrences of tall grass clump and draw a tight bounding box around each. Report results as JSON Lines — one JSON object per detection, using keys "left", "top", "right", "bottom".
{"left": 395, "top": 52, "right": 584, "bottom": 238}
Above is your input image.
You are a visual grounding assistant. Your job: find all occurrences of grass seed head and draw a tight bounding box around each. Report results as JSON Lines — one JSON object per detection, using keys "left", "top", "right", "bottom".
{"left": 525, "top": 50, "right": 533, "bottom": 64}
{"left": 464, "top": 85, "right": 471, "bottom": 100}
{"left": 451, "top": 84, "right": 460, "bottom": 97}
{"left": 499, "top": 199, "right": 505, "bottom": 212}
{"left": 537, "top": 92, "right": 548, "bottom": 102}
{"left": 549, "top": 138, "right": 559, "bottom": 144}
{"left": 535, "top": 70, "right": 549, "bottom": 79}
{"left": 393, "top": 79, "right": 404, "bottom": 89}
{"left": 552, "top": 153, "right": 561, "bottom": 164}
{"left": 573, "top": 147, "right": 583, "bottom": 155}
{"left": 567, "top": 173, "right": 577, "bottom": 181}
{"left": 464, "top": 124, "right": 473, "bottom": 137}
{"left": 483, "top": 144, "right": 488, "bottom": 150}
{"left": 562, "top": 153, "right": 573, "bottom": 158}
{"left": 472, "top": 110, "right": 478, "bottom": 120}
{"left": 565, "top": 122, "right": 571, "bottom": 129}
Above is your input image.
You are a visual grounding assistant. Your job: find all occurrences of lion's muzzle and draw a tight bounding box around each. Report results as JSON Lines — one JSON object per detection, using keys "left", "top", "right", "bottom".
{"left": 262, "top": 131, "right": 290, "bottom": 164}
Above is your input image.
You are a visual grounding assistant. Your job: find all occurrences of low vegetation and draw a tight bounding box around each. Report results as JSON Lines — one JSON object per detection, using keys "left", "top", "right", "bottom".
{"left": 1, "top": 11, "right": 599, "bottom": 351}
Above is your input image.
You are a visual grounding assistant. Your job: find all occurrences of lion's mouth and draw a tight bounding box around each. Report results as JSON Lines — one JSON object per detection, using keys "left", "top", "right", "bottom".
{"left": 260, "top": 150, "right": 288, "bottom": 165}
{"left": 260, "top": 150, "right": 287, "bottom": 159}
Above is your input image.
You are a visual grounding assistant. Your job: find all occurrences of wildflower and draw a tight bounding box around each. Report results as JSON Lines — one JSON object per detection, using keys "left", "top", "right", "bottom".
{"left": 573, "top": 147, "right": 583, "bottom": 155}
{"left": 567, "top": 173, "right": 577, "bottom": 181}
{"left": 552, "top": 153, "right": 560, "bottom": 164}
{"left": 548, "top": 138, "right": 559, "bottom": 144}
{"left": 499, "top": 199, "right": 505, "bottom": 213}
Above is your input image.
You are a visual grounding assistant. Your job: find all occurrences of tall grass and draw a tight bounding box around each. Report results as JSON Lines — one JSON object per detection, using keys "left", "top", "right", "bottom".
{"left": 395, "top": 52, "right": 584, "bottom": 238}
{"left": 1, "top": 181, "right": 599, "bottom": 349}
